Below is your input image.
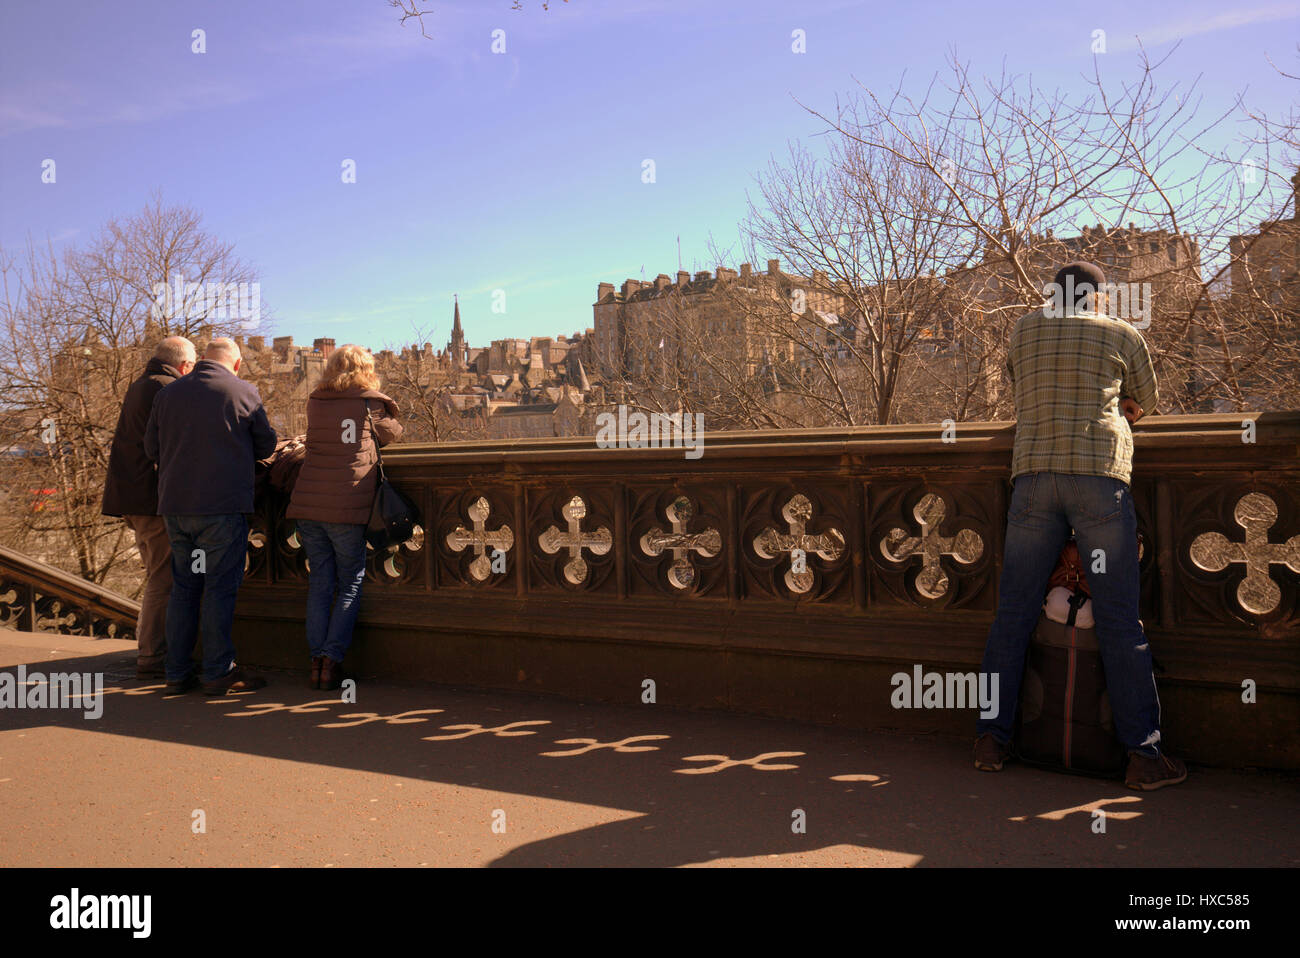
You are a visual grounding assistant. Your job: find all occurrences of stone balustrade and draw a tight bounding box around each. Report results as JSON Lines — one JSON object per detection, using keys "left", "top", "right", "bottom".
{"left": 232, "top": 412, "right": 1296, "bottom": 767}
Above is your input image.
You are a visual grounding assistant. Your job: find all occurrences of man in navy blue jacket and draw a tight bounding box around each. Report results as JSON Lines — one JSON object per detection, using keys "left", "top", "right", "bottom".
{"left": 144, "top": 337, "right": 277, "bottom": 695}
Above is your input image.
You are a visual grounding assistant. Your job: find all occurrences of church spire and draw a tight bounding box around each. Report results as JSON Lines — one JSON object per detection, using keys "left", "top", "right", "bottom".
{"left": 448, "top": 294, "right": 466, "bottom": 370}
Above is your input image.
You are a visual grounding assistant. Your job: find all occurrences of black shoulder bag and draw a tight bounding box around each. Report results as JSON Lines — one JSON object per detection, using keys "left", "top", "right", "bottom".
{"left": 364, "top": 403, "right": 420, "bottom": 549}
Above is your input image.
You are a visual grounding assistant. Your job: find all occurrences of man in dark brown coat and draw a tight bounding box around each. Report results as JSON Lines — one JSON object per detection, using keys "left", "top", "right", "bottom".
{"left": 286, "top": 344, "right": 402, "bottom": 689}
{"left": 102, "top": 336, "right": 196, "bottom": 678}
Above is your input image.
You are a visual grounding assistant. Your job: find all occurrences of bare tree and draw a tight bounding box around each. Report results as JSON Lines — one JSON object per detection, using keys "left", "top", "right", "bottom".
{"left": 618, "top": 48, "right": 1298, "bottom": 427}
{"left": 800, "top": 48, "right": 1295, "bottom": 417}
{"left": 0, "top": 198, "right": 265, "bottom": 593}
{"left": 389, "top": 0, "right": 567, "bottom": 39}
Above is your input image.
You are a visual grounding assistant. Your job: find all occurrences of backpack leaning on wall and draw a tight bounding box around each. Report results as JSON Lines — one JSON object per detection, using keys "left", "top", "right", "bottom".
{"left": 1015, "top": 542, "right": 1128, "bottom": 778}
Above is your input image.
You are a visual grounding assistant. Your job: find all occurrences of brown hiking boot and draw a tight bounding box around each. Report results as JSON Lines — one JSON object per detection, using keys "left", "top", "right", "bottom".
{"left": 974, "top": 733, "right": 1011, "bottom": 771}
{"left": 1125, "top": 751, "right": 1188, "bottom": 790}
{"left": 202, "top": 667, "right": 268, "bottom": 696}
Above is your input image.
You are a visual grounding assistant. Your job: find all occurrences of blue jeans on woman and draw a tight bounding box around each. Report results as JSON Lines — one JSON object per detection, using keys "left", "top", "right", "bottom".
{"left": 976, "top": 472, "right": 1163, "bottom": 758}
{"left": 296, "top": 520, "right": 367, "bottom": 663}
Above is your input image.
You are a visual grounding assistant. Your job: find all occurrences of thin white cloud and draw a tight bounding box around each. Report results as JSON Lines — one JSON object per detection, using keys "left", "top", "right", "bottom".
{"left": 1109, "top": 4, "right": 1299, "bottom": 52}
{"left": 0, "top": 8, "right": 452, "bottom": 136}
{"left": 0, "top": 76, "right": 261, "bottom": 137}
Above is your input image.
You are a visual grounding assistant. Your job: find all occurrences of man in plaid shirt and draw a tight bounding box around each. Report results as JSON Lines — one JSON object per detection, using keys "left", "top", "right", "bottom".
{"left": 973, "top": 261, "right": 1187, "bottom": 790}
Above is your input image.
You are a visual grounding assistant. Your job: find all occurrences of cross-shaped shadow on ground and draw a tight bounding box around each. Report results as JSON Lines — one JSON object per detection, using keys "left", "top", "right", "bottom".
{"left": 1, "top": 640, "right": 1296, "bottom": 867}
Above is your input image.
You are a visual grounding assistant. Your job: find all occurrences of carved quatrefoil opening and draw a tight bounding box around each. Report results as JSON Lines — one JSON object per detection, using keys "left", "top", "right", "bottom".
{"left": 447, "top": 497, "right": 514, "bottom": 582}
{"left": 244, "top": 529, "right": 267, "bottom": 574}
{"left": 753, "top": 493, "right": 845, "bottom": 595}
{"left": 540, "top": 496, "right": 612, "bottom": 586}
{"left": 640, "top": 495, "right": 722, "bottom": 591}
{"left": 880, "top": 493, "right": 984, "bottom": 599}
{"left": 1190, "top": 492, "right": 1300, "bottom": 616}
{"left": 370, "top": 525, "right": 422, "bottom": 579}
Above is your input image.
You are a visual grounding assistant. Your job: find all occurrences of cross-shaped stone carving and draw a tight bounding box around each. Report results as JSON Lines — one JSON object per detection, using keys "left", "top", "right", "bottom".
{"left": 880, "top": 493, "right": 984, "bottom": 599}
{"left": 539, "top": 496, "right": 612, "bottom": 585}
{"left": 753, "top": 494, "right": 845, "bottom": 594}
{"left": 640, "top": 495, "right": 721, "bottom": 590}
{"left": 446, "top": 497, "right": 514, "bottom": 581}
{"left": 34, "top": 597, "right": 81, "bottom": 633}
{"left": 1189, "top": 492, "right": 1300, "bottom": 615}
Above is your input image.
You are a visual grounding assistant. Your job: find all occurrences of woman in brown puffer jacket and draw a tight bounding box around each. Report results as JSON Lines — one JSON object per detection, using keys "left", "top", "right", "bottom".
{"left": 286, "top": 344, "right": 403, "bottom": 690}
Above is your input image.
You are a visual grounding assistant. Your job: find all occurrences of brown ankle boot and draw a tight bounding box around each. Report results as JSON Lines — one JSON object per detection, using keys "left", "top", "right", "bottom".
{"left": 310, "top": 656, "right": 324, "bottom": 689}
{"left": 321, "top": 657, "right": 344, "bottom": 691}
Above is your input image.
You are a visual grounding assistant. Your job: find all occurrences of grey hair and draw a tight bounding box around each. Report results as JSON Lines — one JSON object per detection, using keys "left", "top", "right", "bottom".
{"left": 154, "top": 336, "right": 196, "bottom": 368}
{"left": 204, "top": 337, "right": 241, "bottom": 365}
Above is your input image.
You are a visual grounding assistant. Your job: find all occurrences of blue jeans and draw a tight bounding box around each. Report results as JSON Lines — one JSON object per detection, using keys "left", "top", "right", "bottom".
{"left": 976, "top": 473, "right": 1162, "bottom": 758}
{"left": 296, "top": 520, "right": 368, "bottom": 663}
{"left": 163, "top": 513, "right": 248, "bottom": 683}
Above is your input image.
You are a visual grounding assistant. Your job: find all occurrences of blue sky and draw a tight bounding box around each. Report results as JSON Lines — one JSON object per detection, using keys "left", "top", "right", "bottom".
{"left": 1, "top": 0, "right": 1297, "bottom": 351}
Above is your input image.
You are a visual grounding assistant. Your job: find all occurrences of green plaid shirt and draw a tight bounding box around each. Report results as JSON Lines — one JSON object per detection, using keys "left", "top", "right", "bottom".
{"left": 1006, "top": 308, "right": 1158, "bottom": 484}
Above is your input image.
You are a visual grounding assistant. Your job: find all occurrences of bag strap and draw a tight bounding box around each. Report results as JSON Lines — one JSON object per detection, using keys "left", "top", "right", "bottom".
{"left": 364, "top": 401, "right": 387, "bottom": 484}
{"left": 1065, "top": 587, "right": 1087, "bottom": 627}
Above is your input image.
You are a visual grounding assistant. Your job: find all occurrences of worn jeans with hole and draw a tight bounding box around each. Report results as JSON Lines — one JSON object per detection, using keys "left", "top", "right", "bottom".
{"left": 296, "top": 519, "right": 368, "bottom": 663}
{"left": 976, "top": 472, "right": 1162, "bottom": 758}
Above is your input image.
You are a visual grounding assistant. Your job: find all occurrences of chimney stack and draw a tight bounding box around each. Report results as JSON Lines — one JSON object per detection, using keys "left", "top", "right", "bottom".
{"left": 677, "top": 270, "right": 690, "bottom": 286}
{"left": 740, "top": 263, "right": 752, "bottom": 279}
{"left": 767, "top": 259, "right": 781, "bottom": 275}
{"left": 597, "top": 282, "right": 614, "bottom": 301}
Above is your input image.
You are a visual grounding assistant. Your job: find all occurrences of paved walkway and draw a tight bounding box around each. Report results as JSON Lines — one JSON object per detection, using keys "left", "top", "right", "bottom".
{"left": 1, "top": 629, "right": 1296, "bottom": 867}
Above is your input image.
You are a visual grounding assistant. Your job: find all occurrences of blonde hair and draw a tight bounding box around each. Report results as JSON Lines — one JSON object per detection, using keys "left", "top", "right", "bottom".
{"left": 321, "top": 344, "right": 380, "bottom": 392}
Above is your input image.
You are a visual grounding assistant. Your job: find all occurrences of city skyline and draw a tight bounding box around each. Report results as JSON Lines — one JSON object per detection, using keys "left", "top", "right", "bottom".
{"left": 2, "top": 0, "right": 1298, "bottom": 350}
